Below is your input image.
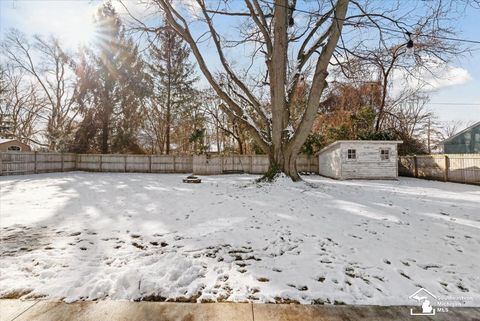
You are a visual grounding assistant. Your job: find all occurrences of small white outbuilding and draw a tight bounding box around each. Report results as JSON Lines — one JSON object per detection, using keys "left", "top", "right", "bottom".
{"left": 318, "top": 140, "right": 403, "bottom": 180}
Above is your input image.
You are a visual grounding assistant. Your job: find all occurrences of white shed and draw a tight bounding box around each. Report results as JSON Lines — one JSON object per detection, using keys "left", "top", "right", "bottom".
{"left": 318, "top": 140, "right": 402, "bottom": 180}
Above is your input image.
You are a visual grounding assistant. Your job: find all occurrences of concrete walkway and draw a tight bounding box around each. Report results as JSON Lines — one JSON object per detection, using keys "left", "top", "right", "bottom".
{"left": 1, "top": 300, "right": 480, "bottom": 321}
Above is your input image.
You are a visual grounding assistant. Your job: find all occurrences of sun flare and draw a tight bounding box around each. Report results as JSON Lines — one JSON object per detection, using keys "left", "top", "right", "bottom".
{"left": 63, "top": 11, "right": 97, "bottom": 47}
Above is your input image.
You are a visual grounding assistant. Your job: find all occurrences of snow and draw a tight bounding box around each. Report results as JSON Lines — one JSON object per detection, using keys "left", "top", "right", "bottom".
{"left": 0, "top": 172, "right": 479, "bottom": 305}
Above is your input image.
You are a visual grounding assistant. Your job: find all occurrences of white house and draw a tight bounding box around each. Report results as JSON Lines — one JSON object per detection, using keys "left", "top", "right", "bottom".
{"left": 318, "top": 140, "right": 402, "bottom": 180}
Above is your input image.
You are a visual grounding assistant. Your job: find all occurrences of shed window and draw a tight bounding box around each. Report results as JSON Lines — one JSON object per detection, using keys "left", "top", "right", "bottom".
{"left": 347, "top": 149, "right": 356, "bottom": 160}
{"left": 7, "top": 145, "right": 21, "bottom": 151}
{"left": 380, "top": 149, "right": 390, "bottom": 160}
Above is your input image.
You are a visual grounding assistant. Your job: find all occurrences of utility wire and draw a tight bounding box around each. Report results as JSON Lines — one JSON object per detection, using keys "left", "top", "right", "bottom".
{"left": 257, "top": 0, "right": 480, "bottom": 45}
{"left": 427, "top": 102, "right": 480, "bottom": 106}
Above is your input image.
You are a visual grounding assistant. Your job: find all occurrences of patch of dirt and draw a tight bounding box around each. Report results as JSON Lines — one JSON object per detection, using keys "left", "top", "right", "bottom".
{"left": 0, "top": 289, "right": 33, "bottom": 299}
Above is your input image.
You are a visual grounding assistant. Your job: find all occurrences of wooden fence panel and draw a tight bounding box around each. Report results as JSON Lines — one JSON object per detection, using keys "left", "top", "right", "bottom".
{"left": 0, "top": 152, "right": 35, "bottom": 175}
{"left": 101, "top": 155, "right": 127, "bottom": 172}
{"left": 398, "top": 157, "right": 415, "bottom": 177}
{"left": 193, "top": 155, "right": 222, "bottom": 175}
{"left": 125, "top": 155, "right": 149, "bottom": 172}
{"left": 36, "top": 152, "right": 62, "bottom": 173}
{"left": 173, "top": 156, "right": 193, "bottom": 173}
{"left": 192, "top": 155, "right": 318, "bottom": 175}
{"left": 448, "top": 155, "right": 480, "bottom": 184}
{"left": 296, "top": 155, "right": 319, "bottom": 173}
{"left": 416, "top": 155, "right": 444, "bottom": 180}
{"left": 63, "top": 153, "right": 76, "bottom": 171}
{"left": 151, "top": 155, "right": 171, "bottom": 172}
{"left": 250, "top": 155, "right": 269, "bottom": 174}
{"left": 1, "top": 152, "right": 317, "bottom": 176}
{"left": 398, "top": 154, "right": 480, "bottom": 185}
{"left": 77, "top": 154, "right": 102, "bottom": 171}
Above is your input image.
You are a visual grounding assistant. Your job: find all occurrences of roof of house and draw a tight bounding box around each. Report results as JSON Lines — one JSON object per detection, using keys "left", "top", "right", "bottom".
{"left": 0, "top": 138, "right": 15, "bottom": 144}
{"left": 442, "top": 121, "right": 480, "bottom": 144}
{"left": 0, "top": 138, "right": 30, "bottom": 146}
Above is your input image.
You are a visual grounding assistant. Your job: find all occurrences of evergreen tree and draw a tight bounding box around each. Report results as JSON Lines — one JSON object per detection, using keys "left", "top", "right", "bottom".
{"left": 147, "top": 25, "right": 199, "bottom": 154}
{"left": 73, "top": 2, "right": 151, "bottom": 153}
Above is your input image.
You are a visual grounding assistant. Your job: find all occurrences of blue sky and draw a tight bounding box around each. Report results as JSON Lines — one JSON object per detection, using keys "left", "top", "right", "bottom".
{"left": 1, "top": 0, "right": 479, "bottom": 125}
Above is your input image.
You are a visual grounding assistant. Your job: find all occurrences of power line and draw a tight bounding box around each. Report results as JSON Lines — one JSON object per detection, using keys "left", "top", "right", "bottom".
{"left": 427, "top": 102, "right": 480, "bottom": 106}
{"left": 258, "top": 0, "right": 480, "bottom": 46}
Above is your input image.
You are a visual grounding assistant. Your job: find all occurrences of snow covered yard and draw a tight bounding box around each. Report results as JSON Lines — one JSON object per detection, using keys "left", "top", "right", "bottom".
{"left": 0, "top": 172, "right": 479, "bottom": 305}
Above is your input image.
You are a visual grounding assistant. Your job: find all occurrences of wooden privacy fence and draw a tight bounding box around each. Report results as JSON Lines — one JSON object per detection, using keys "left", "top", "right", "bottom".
{"left": 398, "top": 154, "right": 480, "bottom": 185}
{"left": 0, "top": 152, "right": 319, "bottom": 176}
{"left": 76, "top": 154, "right": 193, "bottom": 173}
{"left": 0, "top": 152, "right": 76, "bottom": 175}
{"left": 192, "top": 155, "right": 318, "bottom": 175}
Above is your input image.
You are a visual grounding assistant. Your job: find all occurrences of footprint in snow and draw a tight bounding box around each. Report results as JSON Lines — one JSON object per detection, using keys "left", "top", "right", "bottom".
{"left": 288, "top": 284, "right": 308, "bottom": 291}
{"left": 457, "top": 283, "right": 469, "bottom": 292}
{"left": 399, "top": 270, "right": 411, "bottom": 280}
{"left": 420, "top": 264, "right": 442, "bottom": 271}
{"left": 316, "top": 276, "right": 326, "bottom": 282}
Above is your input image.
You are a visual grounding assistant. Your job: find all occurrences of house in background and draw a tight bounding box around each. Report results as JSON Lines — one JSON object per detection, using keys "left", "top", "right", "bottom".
{"left": 442, "top": 121, "right": 480, "bottom": 154}
{"left": 318, "top": 140, "right": 403, "bottom": 180}
{"left": 0, "top": 138, "right": 32, "bottom": 152}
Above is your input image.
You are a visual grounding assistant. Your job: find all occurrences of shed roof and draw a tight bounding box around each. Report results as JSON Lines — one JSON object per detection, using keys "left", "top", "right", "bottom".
{"left": 318, "top": 140, "right": 403, "bottom": 154}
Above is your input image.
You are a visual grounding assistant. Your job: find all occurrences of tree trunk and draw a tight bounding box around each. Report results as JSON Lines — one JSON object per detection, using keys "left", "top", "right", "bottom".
{"left": 165, "top": 33, "right": 172, "bottom": 155}
{"left": 101, "top": 121, "right": 109, "bottom": 154}
{"left": 266, "top": 146, "right": 300, "bottom": 181}
{"left": 165, "top": 104, "right": 170, "bottom": 154}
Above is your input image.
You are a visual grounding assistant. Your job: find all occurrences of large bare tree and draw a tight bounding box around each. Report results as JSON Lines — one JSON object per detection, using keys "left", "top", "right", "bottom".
{"left": 0, "top": 65, "right": 45, "bottom": 146}
{"left": 125, "top": 0, "right": 349, "bottom": 180}
{"left": 125, "top": 0, "right": 470, "bottom": 180}
{"left": 2, "top": 30, "right": 80, "bottom": 151}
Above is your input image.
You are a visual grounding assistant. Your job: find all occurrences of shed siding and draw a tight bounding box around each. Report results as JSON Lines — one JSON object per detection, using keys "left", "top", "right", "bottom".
{"left": 318, "top": 145, "right": 342, "bottom": 179}
{"left": 340, "top": 142, "right": 398, "bottom": 179}
{"left": 318, "top": 141, "right": 400, "bottom": 180}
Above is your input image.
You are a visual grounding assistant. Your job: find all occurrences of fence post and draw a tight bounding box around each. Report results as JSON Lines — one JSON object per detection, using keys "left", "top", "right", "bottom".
{"left": 61, "top": 153, "right": 64, "bottom": 172}
{"left": 413, "top": 155, "right": 418, "bottom": 178}
{"left": 173, "top": 155, "right": 176, "bottom": 173}
{"left": 124, "top": 155, "right": 127, "bottom": 172}
{"left": 148, "top": 155, "right": 152, "bottom": 173}
{"left": 75, "top": 153, "right": 78, "bottom": 171}
{"left": 444, "top": 155, "right": 449, "bottom": 182}
{"left": 0, "top": 152, "right": 3, "bottom": 176}
{"left": 34, "top": 151, "right": 38, "bottom": 174}
{"left": 100, "top": 154, "right": 103, "bottom": 172}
